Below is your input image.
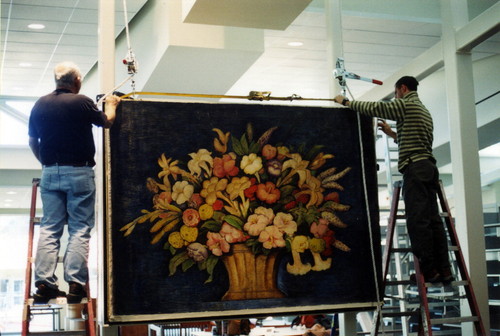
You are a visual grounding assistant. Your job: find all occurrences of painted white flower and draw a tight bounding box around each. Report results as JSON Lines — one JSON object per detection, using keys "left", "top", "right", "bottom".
{"left": 254, "top": 206, "right": 275, "bottom": 223}
{"left": 188, "top": 149, "right": 213, "bottom": 177}
{"left": 240, "top": 153, "right": 262, "bottom": 175}
{"left": 273, "top": 212, "right": 297, "bottom": 236}
{"left": 172, "top": 181, "right": 194, "bottom": 204}
{"left": 244, "top": 214, "right": 269, "bottom": 236}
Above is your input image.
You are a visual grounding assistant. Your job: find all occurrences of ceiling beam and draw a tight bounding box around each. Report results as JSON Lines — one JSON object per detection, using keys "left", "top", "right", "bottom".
{"left": 0, "top": 95, "right": 38, "bottom": 101}
{"left": 358, "top": 42, "right": 444, "bottom": 101}
{"left": 456, "top": 1, "right": 500, "bottom": 52}
{"left": 357, "top": 1, "right": 500, "bottom": 102}
{"left": 0, "top": 102, "right": 28, "bottom": 124}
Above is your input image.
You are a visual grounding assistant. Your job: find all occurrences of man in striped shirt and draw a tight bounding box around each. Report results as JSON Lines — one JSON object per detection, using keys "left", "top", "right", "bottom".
{"left": 334, "top": 76, "right": 452, "bottom": 284}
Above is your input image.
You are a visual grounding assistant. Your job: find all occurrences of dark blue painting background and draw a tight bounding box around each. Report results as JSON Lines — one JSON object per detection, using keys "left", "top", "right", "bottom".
{"left": 106, "top": 100, "right": 381, "bottom": 321}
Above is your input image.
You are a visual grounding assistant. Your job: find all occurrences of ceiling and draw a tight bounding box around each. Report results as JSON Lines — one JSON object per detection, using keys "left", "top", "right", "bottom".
{"left": 1, "top": 0, "right": 499, "bottom": 213}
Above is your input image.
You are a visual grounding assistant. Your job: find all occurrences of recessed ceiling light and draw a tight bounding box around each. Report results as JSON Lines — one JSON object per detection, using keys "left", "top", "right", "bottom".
{"left": 288, "top": 41, "right": 303, "bottom": 47}
{"left": 28, "top": 23, "right": 45, "bottom": 30}
{"left": 19, "top": 62, "right": 32, "bottom": 67}
{"left": 6, "top": 191, "right": 17, "bottom": 195}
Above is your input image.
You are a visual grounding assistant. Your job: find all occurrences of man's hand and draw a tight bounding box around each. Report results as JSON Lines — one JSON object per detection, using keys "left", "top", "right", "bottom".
{"left": 105, "top": 95, "right": 121, "bottom": 107}
{"left": 103, "top": 95, "right": 121, "bottom": 128}
{"left": 334, "top": 95, "right": 345, "bottom": 104}
{"left": 334, "top": 95, "right": 350, "bottom": 106}
{"left": 377, "top": 119, "right": 397, "bottom": 141}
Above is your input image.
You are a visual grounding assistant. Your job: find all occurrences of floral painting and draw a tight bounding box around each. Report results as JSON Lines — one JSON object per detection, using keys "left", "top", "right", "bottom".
{"left": 105, "top": 100, "right": 380, "bottom": 323}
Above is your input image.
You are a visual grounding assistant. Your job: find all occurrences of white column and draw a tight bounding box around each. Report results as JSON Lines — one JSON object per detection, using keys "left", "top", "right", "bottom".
{"left": 325, "top": 0, "right": 344, "bottom": 98}
{"left": 325, "top": 1, "right": 360, "bottom": 333}
{"left": 97, "top": 0, "right": 116, "bottom": 335}
{"left": 441, "top": 0, "right": 489, "bottom": 334}
{"left": 339, "top": 312, "right": 357, "bottom": 336}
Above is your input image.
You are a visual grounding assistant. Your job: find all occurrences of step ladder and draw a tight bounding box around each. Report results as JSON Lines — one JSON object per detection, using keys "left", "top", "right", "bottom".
{"left": 21, "top": 178, "right": 96, "bottom": 336}
{"left": 372, "top": 180, "right": 486, "bottom": 335}
{"left": 375, "top": 120, "right": 410, "bottom": 334}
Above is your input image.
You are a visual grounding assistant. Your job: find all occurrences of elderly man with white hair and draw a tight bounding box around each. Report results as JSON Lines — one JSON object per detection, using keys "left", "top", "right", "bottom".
{"left": 28, "top": 62, "right": 120, "bottom": 303}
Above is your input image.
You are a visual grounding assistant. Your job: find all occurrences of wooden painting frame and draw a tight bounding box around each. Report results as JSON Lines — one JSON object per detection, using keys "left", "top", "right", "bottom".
{"left": 104, "top": 99, "right": 381, "bottom": 323}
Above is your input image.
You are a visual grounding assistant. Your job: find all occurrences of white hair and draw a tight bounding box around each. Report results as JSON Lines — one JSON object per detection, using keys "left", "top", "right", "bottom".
{"left": 54, "top": 62, "right": 82, "bottom": 88}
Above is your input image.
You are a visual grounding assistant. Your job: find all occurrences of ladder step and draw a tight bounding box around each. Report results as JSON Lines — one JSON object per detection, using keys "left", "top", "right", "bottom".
{"left": 28, "top": 331, "right": 85, "bottom": 336}
{"left": 364, "top": 330, "right": 403, "bottom": 335}
{"left": 386, "top": 280, "right": 412, "bottom": 286}
{"left": 391, "top": 247, "right": 412, "bottom": 253}
{"left": 381, "top": 311, "right": 419, "bottom": 318}
{"left": 27, "top": 297, "right": 89, "bottom": 306}
{"left": 430, "top": 315, "right": 479, "bottom": 325}
{"left": 425, "top": 280, "right": 469, "bottom": 288}
{"left": 415, "top": 331, "right": 464, "bottom": 336}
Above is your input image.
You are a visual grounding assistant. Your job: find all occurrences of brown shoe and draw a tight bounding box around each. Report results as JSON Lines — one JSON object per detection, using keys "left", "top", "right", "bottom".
{"left": 67, "top": 282, "right": 87, "bottom": 304}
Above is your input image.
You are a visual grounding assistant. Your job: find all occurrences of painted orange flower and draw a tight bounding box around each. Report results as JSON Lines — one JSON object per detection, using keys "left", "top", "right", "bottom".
{"left": 220, "top": 223, "right": 248, "bottom": 243}
{"left": 206, "top": 232, "right": 230, "bottom": 256}
{"left": 258, "top": 226, "right": 286, "bottom": 249}
{"left": 213, "top": 153, "right": 239, "bottom": 178}
{"left": 182, "top": 208, "right": 200, "bottom": 227}
{"left": 261, "top": 144, "right": 277, "bottom": 160}
{"left": 256, "top": 181, "right": 281, "bottom": 204}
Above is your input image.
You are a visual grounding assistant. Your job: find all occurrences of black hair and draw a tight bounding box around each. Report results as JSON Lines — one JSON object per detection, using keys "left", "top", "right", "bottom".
{"left": 395, "top": 76, "right": 419, "bottom": 91}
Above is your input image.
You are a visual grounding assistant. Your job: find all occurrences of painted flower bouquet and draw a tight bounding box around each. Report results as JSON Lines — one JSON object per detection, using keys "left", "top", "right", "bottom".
{"left": 120, "top": 123, "right": 352, "bottom": 283}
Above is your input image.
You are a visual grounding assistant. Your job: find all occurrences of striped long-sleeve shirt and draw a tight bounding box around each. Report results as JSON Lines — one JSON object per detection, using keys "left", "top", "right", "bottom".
{"left": 349, "top": 91, "right": 435, "bottom": 173}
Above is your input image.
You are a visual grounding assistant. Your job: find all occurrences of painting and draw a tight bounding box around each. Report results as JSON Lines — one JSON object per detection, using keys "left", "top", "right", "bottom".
{"left": 104, "top": 99, "right": 381, "bottom": 323}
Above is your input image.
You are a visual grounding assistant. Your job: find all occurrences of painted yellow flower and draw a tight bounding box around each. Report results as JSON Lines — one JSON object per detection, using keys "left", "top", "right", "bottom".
{"left": 187, "top": 149, "right": 213, "bottom": 177}
{"left": 295, "top": 175, "right": 325, "bottom": 208}
{"left": 171, "top": 181, "right": 194, "bottom": 204}
{"left": 240, "top": 153, "right": 263, "bottom": 175}
{"left": 198, "top": 204, "right": 214, "bottom": 220}
{"left": 309, "top": 152, "right": 334, "bottom": 170}
{"left": 180, "top": 225, "right": 198, "bottom": 243}
{"left": 158, "top": 154, "right": 184, "bottom": 182}
{"left": 281, "top": 153, "right": 310, "bottom": 187}
{"left": 168, "top": 232, "right": 184, "bottom": 249}
{"left": 200, "top": 176, "right": 228, "bottom": 205}
{"left": 226, "top": 176, "right": 251, "bottom": 200}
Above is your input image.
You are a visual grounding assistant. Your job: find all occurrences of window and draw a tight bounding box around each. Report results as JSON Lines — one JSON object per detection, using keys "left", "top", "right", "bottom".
{"left": 0, "top": 215, "right": 29, "bottom": 334}
{"left": 0, "top": 100, "right": 34, "bottom": 146}
{"left": 0, "top": 279, "right": 8, "bottom": 292}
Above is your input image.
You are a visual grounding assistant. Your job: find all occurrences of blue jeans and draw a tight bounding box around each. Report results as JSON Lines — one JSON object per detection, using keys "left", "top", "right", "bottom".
{"left": 35, "top": 165, "right": 96, "bottom": 288}
{"left": 403, "top": 159, "right": 450, "bottom": 276}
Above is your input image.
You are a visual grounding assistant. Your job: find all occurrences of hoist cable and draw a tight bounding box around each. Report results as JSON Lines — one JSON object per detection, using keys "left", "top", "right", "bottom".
{"left": 345, "top": 83, "right": 385, "bottom": 336}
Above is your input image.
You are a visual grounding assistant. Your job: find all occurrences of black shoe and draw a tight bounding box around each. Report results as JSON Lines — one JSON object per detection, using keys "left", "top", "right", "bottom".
{"left": 409, "top": 271, "right": 441, "bottom": 284}
{"left": 33, "top": 283, "right": 66, "bottom": 304}
{"left": 67, "top": 282, "right": 87, "bottom": 304}
{"left": 439, "top": 268, "right": 455, "bottom": 284}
